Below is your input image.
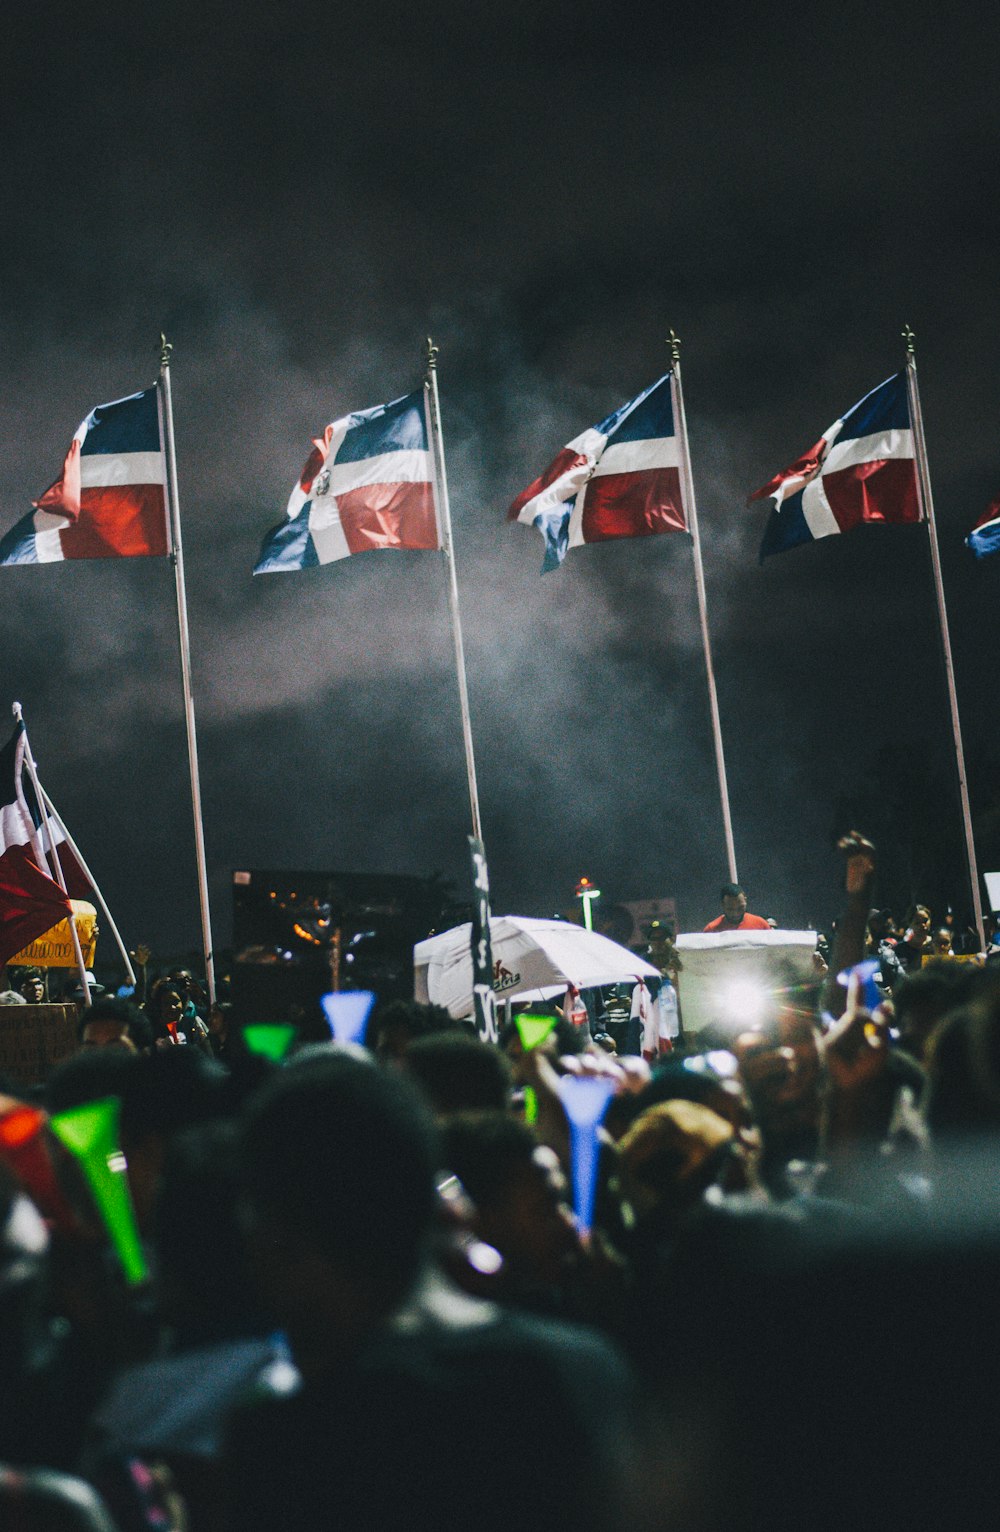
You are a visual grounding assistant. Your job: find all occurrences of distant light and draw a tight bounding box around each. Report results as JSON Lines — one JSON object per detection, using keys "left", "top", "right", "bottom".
{"left": 575, "top": 879, "right": 601, "bottom": 931}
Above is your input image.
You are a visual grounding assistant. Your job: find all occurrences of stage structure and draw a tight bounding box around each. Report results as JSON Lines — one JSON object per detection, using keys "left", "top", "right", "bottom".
{"left": 231, "top": 867, "right": 460, "bottom": 1029}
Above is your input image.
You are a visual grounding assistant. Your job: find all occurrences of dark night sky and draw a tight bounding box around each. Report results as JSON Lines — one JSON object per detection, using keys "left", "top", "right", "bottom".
{"left": 2, "top": 1, "right": 999, "bottom": 958}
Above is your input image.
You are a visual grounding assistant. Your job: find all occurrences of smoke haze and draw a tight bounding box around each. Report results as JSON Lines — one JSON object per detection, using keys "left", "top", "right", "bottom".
{"left": 2, "top": 0, "right": 999, "bottom": 951}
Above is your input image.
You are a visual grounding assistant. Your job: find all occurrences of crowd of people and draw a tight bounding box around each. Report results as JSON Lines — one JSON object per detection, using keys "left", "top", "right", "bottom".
{"left": 2, "top": 833, "right": 1000, "bottom": 1529}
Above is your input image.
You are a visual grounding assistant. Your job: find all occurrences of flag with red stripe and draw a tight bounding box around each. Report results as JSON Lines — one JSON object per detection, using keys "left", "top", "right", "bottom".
{"left": 254, "top": 390, "right": 440, "bottom": 573}
{"left": 0, "top": 723, "right": 73, "bottom": 966}
{"left": 968, "top": 496, "right": 1000, "bottom": 559}
{"left": 751, "top": 373, "right": 921, "bottom": 561}
{"left": 0, "top": 387, "right": 168, "bottom": 565}
{"left": 17, "top": 770, "right": 92, "bottom": 901}
{"left": 508, "top": 374, "right": 688, "bottom": 571}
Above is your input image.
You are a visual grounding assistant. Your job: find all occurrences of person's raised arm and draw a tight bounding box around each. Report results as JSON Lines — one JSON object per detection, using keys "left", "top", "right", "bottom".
{"left": 823, "top": 831, "right": 876, "bottom": 1020}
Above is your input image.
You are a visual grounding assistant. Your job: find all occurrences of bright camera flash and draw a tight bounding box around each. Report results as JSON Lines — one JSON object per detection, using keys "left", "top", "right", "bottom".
{"left": 716, "top": 978, "right": 768, "bottom": 1027}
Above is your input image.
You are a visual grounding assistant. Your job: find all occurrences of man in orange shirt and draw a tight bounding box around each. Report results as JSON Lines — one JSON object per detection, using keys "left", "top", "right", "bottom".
{"left": 704, "top": 883, "right": 771, "bottom": 932}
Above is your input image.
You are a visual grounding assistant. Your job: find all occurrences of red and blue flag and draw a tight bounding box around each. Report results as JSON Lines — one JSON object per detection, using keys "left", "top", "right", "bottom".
{"left": 508, "top": 374, "right": 688, "bottom": 572}
{"left": 0, "top": 388, "right": 168, "bottom": 565}
{"left": 968, "top": 498, "right": 1000, "bottom": 559}
{"left": 0, "top": 722, "right": 73, "bottom": 967}
{"left": 254, "top": 390, "right": 440, "bottom": 573}
{"left": 752, "top": 373, "right": 921, "bottom": 561}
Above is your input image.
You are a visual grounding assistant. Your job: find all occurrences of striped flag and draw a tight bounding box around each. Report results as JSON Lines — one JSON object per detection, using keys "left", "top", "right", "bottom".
{"left": 0, "top": 722, "right": 72, "bottom": 967}
{"left": 752, "top": 373, "right": 921, "bottom": 561}
{"left": 0, "top": 388, "right": 168, "bottom": 565}
{"left": 508, "top": 374, "right": 687, "bottom": 572}
{"left": 254, "top": 390, "right": 440, "bottom": 573}
{"left": 18, "top": 774, "right": 92, "bottom": 902}
{"left": 968, "top": 497, "right": 1000, "bottom": 559}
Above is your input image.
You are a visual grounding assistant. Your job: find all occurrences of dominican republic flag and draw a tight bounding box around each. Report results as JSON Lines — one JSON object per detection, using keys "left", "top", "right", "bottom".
{"left": 0, "top": 723, "right": 73, "bottom": 967}
{"left": 968, "top": 497, "right": 1000, "bottom": 559}
{"left": 254, "top": 390, "right": 440, "bottom": 573}
{"left": 0, "top": 388, "right": 168, "bottom": 566}
{"left": 508, "top": 374, "right": 687, "bottom": 572}
{"left": 18, "top": 771, "right": 92, "bottom": 902}
{"left": 752, "top": 373, "right": 921, "bottom": 561}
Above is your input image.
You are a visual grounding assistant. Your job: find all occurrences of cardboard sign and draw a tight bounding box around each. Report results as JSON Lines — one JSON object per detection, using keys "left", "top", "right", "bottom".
{"left": 0, "top": 1005, "right": 79, "bottom": 1085}
{"left": 9, "top": 901, "right": 97, "bottom": 969}
{"left": 674, "top": 929, "right": 819, "bottom": 1036}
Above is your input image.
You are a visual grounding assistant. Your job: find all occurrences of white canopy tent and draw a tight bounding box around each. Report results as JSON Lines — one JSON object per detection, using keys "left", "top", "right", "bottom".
{"left": 414, "top": 915, "right": 660, "bottom": 1020}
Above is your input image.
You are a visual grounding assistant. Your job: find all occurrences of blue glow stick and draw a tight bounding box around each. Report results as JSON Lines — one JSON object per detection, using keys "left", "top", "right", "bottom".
{"left": 836, "top": 958, "right": 882, "bottom": 1013}
{"left": 321, "top": 990, "right": 376, "bottom": 1046}
{"left": 556, "top": 1075, "right": 616, "bottom": 1234}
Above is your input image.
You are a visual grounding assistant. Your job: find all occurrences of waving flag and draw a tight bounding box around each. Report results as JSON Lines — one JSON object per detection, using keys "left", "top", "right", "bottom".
{"left": 0, "top": 388, "right": 168, "bottom": 565}
{"left": 0, "top": 723, "right": 72, "bottom": 966}
{"left": 18, "top": 773, "right": 92, "bottom": 902}
{"left": 254, "top": 390, "right": 440, "bottom": 573}
{"left": 508, "top": 374, "right": 687, "bottom": 572}
{"left": 752, "top": 373, "right": 921, "bottom": 561}
{"left": 968, "top": 497, "right": 1000, "bottom": 559}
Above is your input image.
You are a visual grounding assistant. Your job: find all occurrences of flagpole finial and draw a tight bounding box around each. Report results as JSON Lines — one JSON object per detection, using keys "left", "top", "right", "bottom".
{"left": 667, "top": 329, "right": 682, "bottom": 366}
{"left": 12, "top": 701, "right": 22, "bottom": 722}
{"left": 425, "top": 336, "right": 439, "bottom": 378}
{"left": 159, "top": 332, "right": 173, "bottom": 371}
{"left": 902, "top": 324, "right": 916, "bottom": 357}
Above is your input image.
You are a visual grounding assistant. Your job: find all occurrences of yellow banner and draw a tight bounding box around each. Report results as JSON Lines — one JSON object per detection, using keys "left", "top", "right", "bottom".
{"left": 10, "top": 901, "right": 98, "bottom": 969}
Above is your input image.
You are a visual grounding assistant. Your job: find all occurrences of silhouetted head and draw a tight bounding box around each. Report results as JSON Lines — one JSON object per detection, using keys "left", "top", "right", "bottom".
{"left": 240, "top": 1054, "right": 438, "bottom": 1361}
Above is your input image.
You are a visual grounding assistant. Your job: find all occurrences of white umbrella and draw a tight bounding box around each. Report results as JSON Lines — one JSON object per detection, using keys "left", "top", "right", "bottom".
{"left": 414, "top": 915, "right": 660, "bottom": 1020}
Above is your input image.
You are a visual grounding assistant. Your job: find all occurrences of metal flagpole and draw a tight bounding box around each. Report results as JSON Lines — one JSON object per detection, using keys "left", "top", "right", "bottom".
{"left": 12, "top": 703, "right": 91, "bottom": 1004}
{"left": 903, "top": 325, "right": 986, "bottom": 953}
{"left": 157, "top": 335, "right": 217, "bottom": 1003}
{"left": 423, "top": 337, "right": 485, "bottom": 845}
{"left": 38, "top": 786, "right": 136, "bottom": 987}
{"left": 669, "top": 331, "right": 739, "bottom": 884}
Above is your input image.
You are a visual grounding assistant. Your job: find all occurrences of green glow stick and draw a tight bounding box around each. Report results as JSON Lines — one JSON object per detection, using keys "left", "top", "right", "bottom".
{"left": 243, "top": 1024, "right": 297, "bottom": 1061}
{"left": 49, "top": 1097, "right": 148, "bottom": 1286}
{"left": 517, "top": 1015, "right": 554, "bottom": 1125}
{"left": 516, "top": 1013, "right": 556, "bottom": 1052}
